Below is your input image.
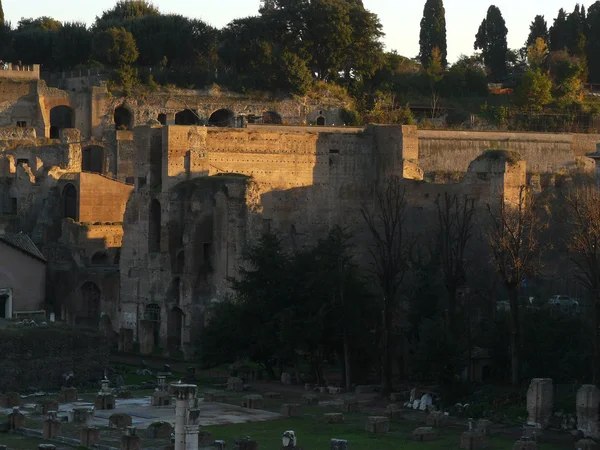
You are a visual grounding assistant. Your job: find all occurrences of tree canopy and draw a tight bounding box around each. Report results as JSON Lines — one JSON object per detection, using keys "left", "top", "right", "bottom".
{"left": 419, "top": 0, "right": 447, "bottom": 68}
{"left": 474, "top": 5, "right": 508, "bottom": 81}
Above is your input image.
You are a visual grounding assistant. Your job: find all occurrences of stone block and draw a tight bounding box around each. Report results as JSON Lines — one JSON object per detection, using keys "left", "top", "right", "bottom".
{"left": 341, "top": 400, "right": 361, "bottom": 413}
{"left": 323, "top": 413, "right": 344, "bottom": 424}
{"left": 42, "top": 419, "right": 61, "bottom": 439}
{"left": 80, "top": 426, "right": 100, "bottom": 447}
{"left": 69, "top": 407, "right": 94, "bottom": 424}
{"left": 301, "top": 394, "right": 319, "bottom": 405}
{"left": 512, "top": 439, "right": 538, "bottom": 450}
{"left": 476, "top": 419, "right": 493, "bottom": 436}
{"left": 241, "top": 394, "right": 264, "bottom": 409}
{"left": 385, "top": 403, "right": 405, "bottom": 419}
{"left": 233, "top": 437, "right": 258, "bottom": 450}
{"left": 0, "top": 392, "right": 20, "bottom": 408}
{"left": 227, "top": 377, "right": 244, "bottom": 392}
{"left": 204, "top": 390, "right": 226, "bottom": 402}
{"left": 36, "top": 399, "right": 59, "bottom": 415}
{"left": 281, "top": 404, "right": 302, "bottom": 418}
{"left": 281, "top": 372, "right": 292, "bottom": 385}
{"left": 58, "top": 387, "right": 78, "bottom": 403}
{"left": 412, "top": 426, "right": 438, "bottom": 441}
{"left": 121, "top": 435, "right": 142, "bottom": 450}
{"left": 426, "top": 411, "right": 448, "bottom": 427}
{"left": 578, "top": 385, "right": 600, "bottom": 439}
{"left": 152, "top": 391, "right": 171, "bottom": 406}
{"left": 365, "top": 416, "right": 390, "bottom": 433}
{"left": 146, "top": 421, "right": 173, "bottom": 439}
{"left": 460, "top": 431, "right": 487, "bottom": 449}
{"left": 576, "top": 439, "right": 600, "bottom": 450}
{"left": 527, "top": 378, "right": 553, "bottom": 429}
{"left": 265, "top": 391, "right": 281, "bottom": 398}
{"left": 330, "top": 439, "right": 348, "bottom": 450}
{"left": 214, "top": 440, "right": 226, "bottom": 449}
{"left": 8, "top": 408, "right": 24, "bottom": 430}
{"left": 109, "top": 413, "right": 133, "bottom": 429}
{"left": 95, "top": 393, "right": 116, "bottom": 410}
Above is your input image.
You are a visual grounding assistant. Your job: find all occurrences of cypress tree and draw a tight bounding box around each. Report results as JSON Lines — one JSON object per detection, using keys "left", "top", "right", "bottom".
{"left": 0, "top": 0, "right": 4, "bottom": 26}
{"left": 419, "top": 0, "right": 447, "bottom": 67}
{"left": 474, "top": 5, "right": 508, "bottom": 81}
{"left": 550, "top": 8, "right": 569, "bottom": 51}
{"left": 526, "top": 15, "right": 549, "bottom": 47}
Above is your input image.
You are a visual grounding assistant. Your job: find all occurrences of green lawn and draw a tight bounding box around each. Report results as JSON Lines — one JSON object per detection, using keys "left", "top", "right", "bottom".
{"left": 203, "top": 416, "right": 563, "bottom": 450}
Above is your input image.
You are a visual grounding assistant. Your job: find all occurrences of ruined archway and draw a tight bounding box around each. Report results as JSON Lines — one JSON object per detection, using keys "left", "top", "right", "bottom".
{"left": 114, "top": 106, "right": 133, "bottom": 130}
{"left": 316, "top": 116, "right": 326, "bottom": 126}
{"left": 157, "top": 113, "right": 167, "bottom": 125}
{"left": 91, "top": 251, "right": 109, "bottom": 265}
{"left": 175, "top": 109, "right": 200, "bottom": 125}
{"left": 50, "top": 105, "right": 74, "bottom": 139}
{"left": 82, "top": 145, "right": 104, "bottom": 174}
{"left": 208, "top": 109, "right": 235, "bottom": 127}
{"left": 263, "top": 111, "right": 282, "bottom": 124}
{"left": 144, "top": 303, "right": 161, "bottom": 349}
{"left": 80, "top": 281, "right": 101, "bottom": 327}
{"left": 62, "top": 183, "right": 77, "bottom": 221}
{"left": 148, "top": 199, "right": 161, "bottom": 253}
{"left": 168, "top": 306, "right": 183, "bottom": 349}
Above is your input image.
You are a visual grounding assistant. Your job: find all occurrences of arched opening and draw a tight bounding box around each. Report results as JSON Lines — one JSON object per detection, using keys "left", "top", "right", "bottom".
{"left": 168, "top": 306, "right": 183, "bottom": 349}
{"left": 91, "top": 251, "right": 109, "bottom": 266}
{"left": 208, "top": 109, "right": 235, "bottom": 127}
{"left": 49, "top": 105, "right": 74, "bottom": 139}
{"left": 148, "top": 199, "right": 161, "bottom": 253}
{"left": 79, "top": 281, "right": 101, "bottom": 327}
{"left": 175, "top": 109, "right": 200, "bottom": 125}
{"left": 316, "top": 116, "right": 326, "bottom": 126}
{"left": 144, "top": 304, "right": 161, "bottom": 349}
{"left": 114, "top": 106, "right": 133, "bottom": 130}
{"left": 262, "top": 111, "right": 282, "bottom": 124}
{"left": 168, "top": 277, "right": 181, "bottom": 305}
{"left": 62, "top": 183, "right": 77, "bottom": 221}
{"left": 113, "top": 249, "right": 121, "bottom": 265}
{"left": 82, "top": 146, "right": 104, "bottom": 174}
{"left": 157, "top": 113, "right": 167, "bottom": 125}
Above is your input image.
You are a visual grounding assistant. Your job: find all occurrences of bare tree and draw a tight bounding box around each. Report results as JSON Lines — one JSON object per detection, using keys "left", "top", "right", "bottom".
{"left": 486, "top": 185, "right": 547, "bottom": 386}
{"left": 565, "top": 186, "right": 600, "bottom": 383}
{"left": 361, "top": 176, "right": 411, "bottom": 395}
{"left": 435, "top": 192, "right": 476, "bottom": 329}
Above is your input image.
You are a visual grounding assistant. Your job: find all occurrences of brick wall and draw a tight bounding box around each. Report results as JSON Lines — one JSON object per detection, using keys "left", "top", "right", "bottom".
{"left": 0, "top": 241, "right": 45, "bottom": 312}
{"left": 78, "top": 173, "right": 133, "bottom": 223}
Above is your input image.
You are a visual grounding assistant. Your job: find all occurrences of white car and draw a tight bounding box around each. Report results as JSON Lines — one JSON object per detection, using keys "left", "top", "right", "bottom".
{"left": 548, "top": 295, "right": 579, "bottom": 309}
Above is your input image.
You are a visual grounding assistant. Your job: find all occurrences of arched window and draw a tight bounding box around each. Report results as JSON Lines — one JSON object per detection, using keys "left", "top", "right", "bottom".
{"left": 82, "top": 146, "right": 104, "bottom": 174}
{"left": 208, "top": 109, "right": 234, "bottom": 127}
{"left": 50, "top": 105, "right": 74, "bottom": 139}
{"left": 148, "top": 199, "right": 161, "bottom": 253}
{"left": 316, "top": 116, "right": 326, "bottom": 126}
{"left": 175, "top": 109, "right": 200, "bottom": 125}
{"left": 114, "top": 106, "right": 133, "bottom": 130}
{"left": 91, "top": 251, "right": 109, "bottom": 266}
{"left": 262, "top": 111, "right": 282, "bottom": 124}
{"left": 62, "top": 183, "right": 77, "bottom": 220}
{"left": 157, "top": 113, "right": 167, "bottom": 125}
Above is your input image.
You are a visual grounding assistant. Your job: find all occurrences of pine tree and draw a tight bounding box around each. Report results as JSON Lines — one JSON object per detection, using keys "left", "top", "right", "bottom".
{"left": 474, "top": 5, "right": 508, "bottom": 81}
{"left": 419, "top": 0, "right": 447, "bottom": 68}
{"left": 526, "top": 15, "right": 549, "bottom": 47}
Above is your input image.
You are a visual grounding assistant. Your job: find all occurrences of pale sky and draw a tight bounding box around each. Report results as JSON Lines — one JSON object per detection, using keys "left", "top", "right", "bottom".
{"left": 2, "top": 0, "right": 589, "bottom": 63}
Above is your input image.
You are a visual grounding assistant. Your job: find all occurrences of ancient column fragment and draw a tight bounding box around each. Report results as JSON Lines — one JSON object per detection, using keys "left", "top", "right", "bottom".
{"left": 526, "top": 378, "right": 553, "bottom": 429}
{"left": 577, "top": 385, "right": 600, "bottom": 439}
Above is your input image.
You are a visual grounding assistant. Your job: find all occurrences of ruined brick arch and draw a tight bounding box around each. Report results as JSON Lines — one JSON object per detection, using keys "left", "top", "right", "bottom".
{"left": 175, "top": 109, "right": 200, "bottom": 125}
{"left": 208, "top": 108, "right": 235, "bottom": 127}
{"left": 316, "top": 116, "right": 326, "bottom": 126}
{"left": 79, "top": 281, "right": 101, "bottom": 327}
{"left": 81, "top": 145, "right": 104, "bottom": 174}
{"left": 62, "top": 183, "right": 77, "bottom": 221}
{"left": 114, "top": 105, "right": 134, "bottom": 130}
{"left": 91, "top": 251, "right": 109, "bottom": 266}
{"left": 148, "top": 199, "right": 161, "bottom": 253}
{"left": 262, "top": 111, "right": 282, "bottom": 124}
{"left": 49, "top": 105, "right": 74, "bottom": 139}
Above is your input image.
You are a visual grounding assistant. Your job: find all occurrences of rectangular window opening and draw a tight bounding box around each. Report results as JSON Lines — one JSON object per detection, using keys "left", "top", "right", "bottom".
{"left": 329, "top": 149, "right": 340, "bottom": 154}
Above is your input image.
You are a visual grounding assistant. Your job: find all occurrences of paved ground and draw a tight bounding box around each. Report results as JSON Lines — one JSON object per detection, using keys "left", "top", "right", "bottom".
{"left": 10, "top": 396, "right": 281, "bottom": 429}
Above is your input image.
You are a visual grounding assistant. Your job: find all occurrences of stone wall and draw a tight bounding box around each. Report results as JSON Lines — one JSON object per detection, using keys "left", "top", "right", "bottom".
{"left": 0, "top": 325, "right": 109, "bottom": 391}
{"left": 78, "top": 173, "right": 133, "bottom": 223}
{"left": 418, "top": 129, "right": 599, "bottom": 174}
